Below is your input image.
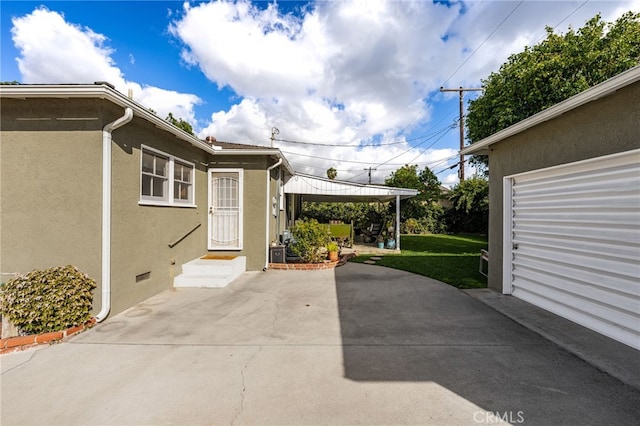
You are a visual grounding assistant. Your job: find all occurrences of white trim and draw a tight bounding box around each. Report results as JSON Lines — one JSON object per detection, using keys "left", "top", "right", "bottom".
{"left": 208, "top": 168, "right": 244, "bottom": 251}
{"left": 461, "top": 65, "right": 640, "bottom": 155}
{"left": 97, "top": 107, "right": 133, "bottom": 323}
{"left": 140, "top": 144, "right": 195, "bottom": 207}
{"left": 502, "top": 176, "right": 514, "bottom": 294}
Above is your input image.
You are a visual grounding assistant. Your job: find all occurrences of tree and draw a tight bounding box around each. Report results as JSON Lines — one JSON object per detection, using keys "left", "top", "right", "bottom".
{"left": 466, "top": 12, "right": 640, "bottom": 166}
{"left": 385, "top": 165, "right": 443, "bottom": 229}
{"left": 166, "top": 112, "right": 195, "bottom": 135}
{"left": 326, "top": 167, "right": 337, "bottom": 180}
{"left": 445, "top": 177, "right": 489, "bottom": 234}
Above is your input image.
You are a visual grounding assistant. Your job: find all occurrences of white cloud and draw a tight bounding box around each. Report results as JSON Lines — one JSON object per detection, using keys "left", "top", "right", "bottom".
{"left": 8, "top": 1, "right": 638, "bottom": 186}
{"left": 171, "top": 0, "right": 638, "bottom": 183}
{"left": 10, "top": 6, "right": 202, "bottom": 125}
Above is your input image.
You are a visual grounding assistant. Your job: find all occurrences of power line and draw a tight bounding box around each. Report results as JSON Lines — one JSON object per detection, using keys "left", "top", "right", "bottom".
{"left": 533, "top": 0, "right": 590, "bottom": 44}
{"left": 271, "top": 108, "right": 458, "bottom": 148}
{"left": 442, "top": 0, "right": 525, "bottom": 87}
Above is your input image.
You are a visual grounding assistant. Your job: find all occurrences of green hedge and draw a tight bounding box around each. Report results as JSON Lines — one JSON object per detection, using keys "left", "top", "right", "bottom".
{"left": 0, "top": 265, "right": 96, "bottom": 334}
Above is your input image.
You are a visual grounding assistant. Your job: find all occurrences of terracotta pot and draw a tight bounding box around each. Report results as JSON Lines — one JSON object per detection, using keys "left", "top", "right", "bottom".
{"left": 328, "top": 251, "right": 339, "bottom": 261}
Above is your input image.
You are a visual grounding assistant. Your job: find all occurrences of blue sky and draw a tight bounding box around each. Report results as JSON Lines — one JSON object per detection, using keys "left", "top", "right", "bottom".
{"left": 2, "top": 0, "right": 638, "bottom": 185}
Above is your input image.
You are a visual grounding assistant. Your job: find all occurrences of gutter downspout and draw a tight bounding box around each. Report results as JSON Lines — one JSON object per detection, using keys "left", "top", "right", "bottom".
{"left": 264, "top": 158, "right": 283, "bottom": 270}
{"left": 96, "top": 107, "right": 133, "bottom": 322}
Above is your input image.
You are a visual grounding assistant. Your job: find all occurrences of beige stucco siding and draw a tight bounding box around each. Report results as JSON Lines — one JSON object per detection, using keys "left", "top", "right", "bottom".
{"left": 486, "top": 81, "right": 640, "bottom": 292}
{"left": 108, "top": 115, "right": 212, "bottom": 315}
{"left": 0, "top": 99, "right": 103, "bottom": 302}
{"left": 0, "top": 130, "right": 102, "bottom": 282}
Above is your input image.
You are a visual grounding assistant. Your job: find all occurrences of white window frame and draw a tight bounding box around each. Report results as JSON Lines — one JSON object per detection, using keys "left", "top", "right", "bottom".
{"left": 208, "top": 168, "right": 243, "bottom": 250}
{"left": 139, "top": 145, "right": 196, "bottom": 207}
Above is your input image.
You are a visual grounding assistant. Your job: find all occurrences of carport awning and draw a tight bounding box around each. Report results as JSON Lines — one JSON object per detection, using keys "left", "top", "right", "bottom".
{"left": 284, "top": 173, "right": 418, "bottom": 202}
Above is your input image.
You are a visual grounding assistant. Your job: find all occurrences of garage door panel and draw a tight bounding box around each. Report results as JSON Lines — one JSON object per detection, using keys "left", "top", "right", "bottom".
{"left": 513, "top": 244, "right": 638, "bottom": 274}
{"left": 512, "top": 263, "right": 640, "bottom": 313}
{"left": 511, "top": 286, "right": 640, "bottom": 350}
{"left": 513, "top": 255, "right": 639, "bottom": 297}
{"left": 506, "top": 149, "right": 640, "bottom": 350}
{"left": 514, "top": 222, "right": 640, "bottom": 249}
{"left": 513, "top": 233, "right": 639, "bottom": 262}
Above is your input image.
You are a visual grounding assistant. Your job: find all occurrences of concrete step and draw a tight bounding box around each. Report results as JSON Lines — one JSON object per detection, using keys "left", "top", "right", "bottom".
{"left": 173, "top": 256, "right": 246, "bottom": 288}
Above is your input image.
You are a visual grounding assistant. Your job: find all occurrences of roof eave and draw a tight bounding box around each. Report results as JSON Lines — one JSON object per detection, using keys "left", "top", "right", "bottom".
{"left": 0, "top": 84, "right": 222, "bottom": 156}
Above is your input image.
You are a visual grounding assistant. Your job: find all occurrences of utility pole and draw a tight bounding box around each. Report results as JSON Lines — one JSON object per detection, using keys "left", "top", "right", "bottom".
{"left": 439, "top": 86, "right": 482, "bottom": 181}
{"left": 270, "top": 127, "right": 279, "bottom": 148}
{"left": 363, "top": 167, "right": 377, "bottom": 184}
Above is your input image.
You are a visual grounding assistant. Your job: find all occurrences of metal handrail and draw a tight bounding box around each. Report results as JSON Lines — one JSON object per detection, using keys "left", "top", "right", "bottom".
{"left": 168, "top": 223, "right": 201, "bottom": 248}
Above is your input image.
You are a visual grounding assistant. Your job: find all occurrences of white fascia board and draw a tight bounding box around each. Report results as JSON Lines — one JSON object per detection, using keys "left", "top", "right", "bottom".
{"left": 461, "top": 65, "right": 640, "bottom": 156}
{"left": 286, "top": 173, "right": 419, "bottom": 199}
{"left": 214, "top": 149, "right": 295, "bottom": 175}
{"left": 0, "top": 84, "right": 221, "bottom": 155}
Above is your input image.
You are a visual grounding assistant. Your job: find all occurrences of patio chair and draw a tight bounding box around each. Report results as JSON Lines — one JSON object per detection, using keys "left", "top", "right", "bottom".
{"left": 362, "top": 223, "right": 382, "bottom": 243}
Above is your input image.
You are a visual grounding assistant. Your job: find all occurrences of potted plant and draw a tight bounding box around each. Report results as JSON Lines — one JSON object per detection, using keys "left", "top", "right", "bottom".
{"left": 376, "top": 232, "right": 386, "bottom": 249}
{"left": 326, "top": 241, "right": 340, "bottom": 261}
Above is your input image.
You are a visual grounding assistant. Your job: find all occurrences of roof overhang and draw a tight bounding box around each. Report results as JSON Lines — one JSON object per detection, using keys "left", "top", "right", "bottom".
{"left": 461, "top": 65, "right": 640, "bottom": 156}
{"left": 284, "top": 173, "right": 419, "bottom": 203}
{"left": 0, "top": 83, "right": 294, "bottom": 174}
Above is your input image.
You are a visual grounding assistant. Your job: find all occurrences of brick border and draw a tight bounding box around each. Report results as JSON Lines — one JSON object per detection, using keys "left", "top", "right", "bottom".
{"left": 268, "top": 260, "right": 339, "bottom": 270}
{"left": 0, "top": 318, "right": 97, "bottom": 355}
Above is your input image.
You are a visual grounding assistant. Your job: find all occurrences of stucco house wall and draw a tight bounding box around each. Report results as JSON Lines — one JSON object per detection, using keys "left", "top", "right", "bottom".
{"left": 485, "top": 78, "right": 640, "bottom": 292}
{"left": 1, "top": 98, "right": 103, "bottom": 289}
{"left": 1, "top": 93, "right": 287, "bottom": 317}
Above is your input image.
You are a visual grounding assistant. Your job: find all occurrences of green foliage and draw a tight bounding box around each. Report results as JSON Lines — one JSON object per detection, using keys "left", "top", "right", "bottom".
{"left": 0, "top": 265, "right": 96, "bottom": 334}
{"left": 467, "top": 12, "right": 640, "bottom": 167}
{"left": 166, "top": 112, "right": 195, "bottom": 135}
{"left": 385, "top": 164, "right": 443, "bottom": 223}
{"left": 401, "top": 205, "right": 447, "bottom": 234}
{"left": 326, "top": 167, "right": 337, "bottom": 180}
{"left": 301, "top": 202, "right": 373, "bottom": 230}
{"left": 290, "top": 219, "right": 332, "bottom": 263}
{"left": 326, "top": 241, "right": 339, "bottom": 252}
{"left": 1, "top": 81, "right": 21, "bottom": 85}
{"left": 445, "top": 177, "right": 489, "bottom": 234}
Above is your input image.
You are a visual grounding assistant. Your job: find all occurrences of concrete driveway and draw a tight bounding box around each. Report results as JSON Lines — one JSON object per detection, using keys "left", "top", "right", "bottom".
{"left": 2, "top": 263, "right": 639, "bottom": 425}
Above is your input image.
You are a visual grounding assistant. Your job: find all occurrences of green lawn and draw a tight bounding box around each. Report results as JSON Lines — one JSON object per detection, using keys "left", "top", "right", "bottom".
{"left": 350, "top": 234, "right": 488, "bottom": 289}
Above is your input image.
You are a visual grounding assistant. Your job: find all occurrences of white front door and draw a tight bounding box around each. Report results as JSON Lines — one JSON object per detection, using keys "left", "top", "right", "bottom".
{"left": 208, "top": 169, "right": 243, "bottom": 250}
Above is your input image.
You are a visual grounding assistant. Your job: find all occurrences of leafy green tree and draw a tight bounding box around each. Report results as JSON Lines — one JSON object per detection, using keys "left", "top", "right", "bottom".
{"left": 166, "top": 112, "right": 195, "bottom": 135}
{"left": 385, "top": 165, "right": 443, "bottom": 230}
{"left": 445, "top": 177, "right": 489, "bottom": 234}
{"left": 327, "top": 167, "right": 337, "bottom": 180}
{"left": 466, "top": 12, "right": 640, "bottom": 166}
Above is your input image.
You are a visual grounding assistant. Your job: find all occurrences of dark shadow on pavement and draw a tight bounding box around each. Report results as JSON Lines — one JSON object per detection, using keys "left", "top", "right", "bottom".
{"left": 334, "top": 263, "right": 640, "bottom": 424}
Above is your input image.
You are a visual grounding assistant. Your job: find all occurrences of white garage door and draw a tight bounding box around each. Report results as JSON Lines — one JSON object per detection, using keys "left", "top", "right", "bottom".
{"left": 503, "top": 149, "right": 640, "bottom": 350}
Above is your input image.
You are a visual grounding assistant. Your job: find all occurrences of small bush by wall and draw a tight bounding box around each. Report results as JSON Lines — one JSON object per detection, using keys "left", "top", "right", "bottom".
{"left": 290, "top": 219, "right": 332, "bottom": 263}
{"left": 0, "top": 265, "right": 96, "bottom": 335}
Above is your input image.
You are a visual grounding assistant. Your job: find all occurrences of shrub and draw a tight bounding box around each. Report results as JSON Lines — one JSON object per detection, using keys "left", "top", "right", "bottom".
{"left": 400, "top": 205, "right": 447, "bottom": 235}
{"left": 0, "top": 265, "right": 96, "bottom": 335}
{"left": 290, "top": 219, "right": 332, "bottom": 263}
{"left": 326, "top": 241, "right": 339, "bottom": 252}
